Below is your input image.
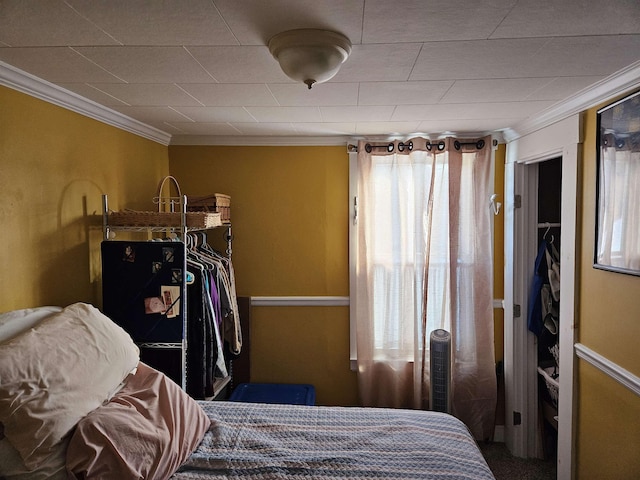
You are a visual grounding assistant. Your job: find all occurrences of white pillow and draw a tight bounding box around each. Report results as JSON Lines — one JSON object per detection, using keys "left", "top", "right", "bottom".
{"left": 0, "top": 302, "right": 139, "bottom": 470}
{"left": 0, "top": 306, "right": 62, "bottom": 343}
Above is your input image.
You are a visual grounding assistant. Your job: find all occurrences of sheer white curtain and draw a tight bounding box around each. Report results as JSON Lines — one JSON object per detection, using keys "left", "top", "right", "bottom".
{"left": 596, "top": 134, "right": 640, "bottom": 271}
{"left": 354, "top": 136, "right": 496, "bottom": 440}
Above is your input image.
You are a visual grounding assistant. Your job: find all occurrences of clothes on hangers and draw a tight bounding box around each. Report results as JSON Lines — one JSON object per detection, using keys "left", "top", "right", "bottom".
{"left": 545, "top": 241, "right": 560, "bottom": 302}
{"left": 528, "top": 240, "right": 549, "bottom": 337}
{"left": 528, "top": 243, "right": 560, "bottom": 330}
{"left": 187, "top": 233, "right": 242, "bottom": 356}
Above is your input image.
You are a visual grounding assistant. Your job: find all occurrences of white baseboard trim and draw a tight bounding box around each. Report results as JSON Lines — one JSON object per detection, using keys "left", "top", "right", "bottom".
{"left": 575, "top": 343, "right": 640, "bottom": 397}
{"left": 250, "top": 296, "right": 350, "bottom": 307}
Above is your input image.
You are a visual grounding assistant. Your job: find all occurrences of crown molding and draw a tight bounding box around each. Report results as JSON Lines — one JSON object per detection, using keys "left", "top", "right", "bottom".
{"left": 0, "top": 61, "right": 171, "bottom": 146}
{"left": 170, "top": 130, "right": 503, "bottom": 146}
{"left": 169, "top": 134, "right": 351, "bottom": 146}
{"left": 502, "top": 60, "right": 640, "bottom": 143}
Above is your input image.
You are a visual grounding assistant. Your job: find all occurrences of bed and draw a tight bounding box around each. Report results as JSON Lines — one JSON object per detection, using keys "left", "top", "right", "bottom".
{"left": 0, "top": 303, "right": 495, "bottom": 480}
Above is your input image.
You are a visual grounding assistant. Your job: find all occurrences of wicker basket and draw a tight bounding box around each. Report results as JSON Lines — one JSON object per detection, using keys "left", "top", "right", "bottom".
{"left": 187, "top": 193, "right": 231, "bottom": 223}
{"left": 108, "top": 210, "right": 221, "bottom": 229}
{"left": 538, "top": 366, "right": 559, "bottom": 407}
{"left": 107, "top": 176, "right": 223, "bottom": 229}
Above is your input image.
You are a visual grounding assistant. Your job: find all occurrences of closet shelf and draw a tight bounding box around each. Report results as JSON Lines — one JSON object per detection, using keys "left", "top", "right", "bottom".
{"left": 138, "top": 342, "right": 183, "bottom": 349}
{"left": 537, "top": 222, "right": 561, "bottom": 228}
{"left": 102, "top": 194, "right": 227, "bottom": 240}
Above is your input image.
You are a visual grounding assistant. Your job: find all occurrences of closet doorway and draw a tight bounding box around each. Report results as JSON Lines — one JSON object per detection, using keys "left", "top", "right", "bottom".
{"left": 503, "top": 114, "right": 581, "bottom": 480}
{"left": 533, "top": 157, "right": 562, "bottom": 460}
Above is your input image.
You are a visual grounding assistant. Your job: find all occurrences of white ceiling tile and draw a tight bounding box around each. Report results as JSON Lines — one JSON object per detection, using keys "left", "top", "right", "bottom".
{"left": 229, "top": 123, "right": 298, "bottom": 136}
{"left": 410, "top": 39, "right": 549, "bottom": 81}
{"left": 164, "top": 122, "right": 243, "bottom": 135}
{"left": 320, "top": 106, "right": 395, "bottom": 122}
{"left": 178, "top": 84, "right": 278, "bottom": 106}
{"left": 87, "top": 83, "right": 204, "bottom": 106}
{"left": 525, "top": 76, "right": 605, "bottom": 101}
{"left": 0, "top": 47, "right": 124, "bottom": 83}
{"left": 416, "top": 118, "right": 520, "bottom": 134}
{"left": 110, "top": 106, "right": 193, "bottom": 123}
{"left": 441, "top": 78, "right": 556, "bottom": 103}
{"left": 171, "top": 107, "right": 257, "bottom": 123}
{"left": 148, "top": 122, "right": 184, "bottom": 135}
{"left": 355, "top": 122, "right": 423, "bottom": 136}
{"left": 523, "top": 36, "right": 640, "bottom": 77}
{"left": 362, "top": 0, "right": 517, "bottom": 43}
{"left": 331, "top": 44, "right": 423, "bottom": 83}
{"left": 293, "top": 123, "right": 357, "bottom": 135}
{"left": 66, "top": 0, "right": 237, "bottom": 46}
{"left": 56, "top": 83, "right": 129, "bottom": 106}
{"left": 245, "top": 106, "right": 321, "bottom": 123}
{"left": 73, "top": 46, "right": 215, "bottom": 83}
{"left": 492, "top": 0, "right": 640, "bottom": 38}
{"left": 393, "top": 101, "right": 556, "bottom": 121}
{"left": 0, "top": 0, "right": 118, "bottom": 46}
{"left": 358, "top": 81, "right": 454, "bottom": 105}
{"left": 269, "top": 83, "right": 359, "bottom": 106}
{"left": 187, "top": 46, "right": 288, "bottom": 83}
{"left": 214, "top": 0, "right": 364, "bottom": 45}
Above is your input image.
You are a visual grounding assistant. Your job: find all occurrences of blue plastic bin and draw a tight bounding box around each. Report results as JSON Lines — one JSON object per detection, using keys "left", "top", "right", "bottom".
{"left": 229, "top": 383, "right": 315, "bottom": 406}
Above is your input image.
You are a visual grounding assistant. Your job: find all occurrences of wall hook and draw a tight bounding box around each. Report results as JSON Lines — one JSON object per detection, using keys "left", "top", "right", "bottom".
{"left": 489, "top": 194, "right": 502, "bottom": 215}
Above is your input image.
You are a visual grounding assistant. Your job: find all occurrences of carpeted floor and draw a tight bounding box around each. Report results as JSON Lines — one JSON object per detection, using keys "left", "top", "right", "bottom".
{"left": 479, "top": 442, "right": 556, "bottom": 480}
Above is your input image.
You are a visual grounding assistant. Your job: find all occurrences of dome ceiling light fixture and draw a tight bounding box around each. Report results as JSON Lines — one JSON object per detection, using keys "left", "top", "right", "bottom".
{"left": 268, "top": 28, "right": 352, "bottom": 89}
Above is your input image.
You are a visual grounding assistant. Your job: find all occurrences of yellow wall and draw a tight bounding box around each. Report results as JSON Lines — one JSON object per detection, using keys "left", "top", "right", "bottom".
{"left": 168, "top": 145, "right": 357, "bottom": 406}
{"left": 0, "top": 86, "right": 169, "bottom": 311}
{"left": 576, "top": 103, "right": 640, "bottom": 478}
{"left": 493, "top": 144, "right": 506, "bottom": 426}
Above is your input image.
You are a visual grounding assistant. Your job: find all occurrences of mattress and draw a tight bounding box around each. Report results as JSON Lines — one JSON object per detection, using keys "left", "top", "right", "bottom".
{"left": 173, "top": 401, "right": 495, "bottom": 479}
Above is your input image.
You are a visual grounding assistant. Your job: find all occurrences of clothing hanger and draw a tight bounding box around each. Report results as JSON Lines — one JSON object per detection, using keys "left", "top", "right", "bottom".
{"left": 543, "top": 222, "right": 554, "bottom": 244}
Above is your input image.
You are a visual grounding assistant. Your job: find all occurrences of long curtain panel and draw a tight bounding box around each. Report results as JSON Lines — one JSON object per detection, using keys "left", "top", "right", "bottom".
{"left": 355, "top": 136, "right": 496, "bottom": 440}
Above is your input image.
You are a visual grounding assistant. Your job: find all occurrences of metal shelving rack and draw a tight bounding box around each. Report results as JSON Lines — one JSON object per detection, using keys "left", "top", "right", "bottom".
{"left": 101, "top": 193, "right": 231, "bottom": 398}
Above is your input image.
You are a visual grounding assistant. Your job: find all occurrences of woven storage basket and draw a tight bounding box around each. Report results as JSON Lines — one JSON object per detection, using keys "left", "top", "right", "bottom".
{"left": 108, "top": 176, "right": 222, "bottom": 229}
{"left": 538, "top": 366, "right": 559, "bottom": 407}
{"left": 187, "top": 193, "right": 231, "bottom": 223}
{"left": 108, "top": 210, "right": 221, "bottom": 229}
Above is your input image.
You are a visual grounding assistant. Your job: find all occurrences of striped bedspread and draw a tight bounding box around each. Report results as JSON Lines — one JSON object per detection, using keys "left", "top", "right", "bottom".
{"left": 172, "top": 401, "right": 495, "bottom": 479}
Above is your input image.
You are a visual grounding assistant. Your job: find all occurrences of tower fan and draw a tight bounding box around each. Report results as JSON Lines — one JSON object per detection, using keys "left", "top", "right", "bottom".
{"left": 429, "top": 329, "right": 452, "bottom": 413}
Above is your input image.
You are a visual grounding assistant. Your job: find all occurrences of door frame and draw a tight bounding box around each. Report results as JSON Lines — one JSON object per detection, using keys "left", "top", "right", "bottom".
{"left": 503, "top": 115, "right": 582, "bottom": 479}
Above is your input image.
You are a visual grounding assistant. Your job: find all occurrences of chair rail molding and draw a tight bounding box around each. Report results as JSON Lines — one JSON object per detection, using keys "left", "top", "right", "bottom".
{"left": 250, "top": 296, "right": 349, "bottom": 307}
{"left": 575, "top": 343, "right": 640, "bottom": 397}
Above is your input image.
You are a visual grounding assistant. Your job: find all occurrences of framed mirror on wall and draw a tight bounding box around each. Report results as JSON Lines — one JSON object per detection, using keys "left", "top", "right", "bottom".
{"left": 595, "top": 89, "right": 640, "bottom": 276}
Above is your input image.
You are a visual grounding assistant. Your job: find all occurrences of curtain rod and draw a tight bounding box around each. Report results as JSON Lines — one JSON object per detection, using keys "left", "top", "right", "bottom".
{"left": 348, "top": 138, "right": 496, "bottom": 153}
{"left": 454, "top": 139, "right": 485, "bottom": 150}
